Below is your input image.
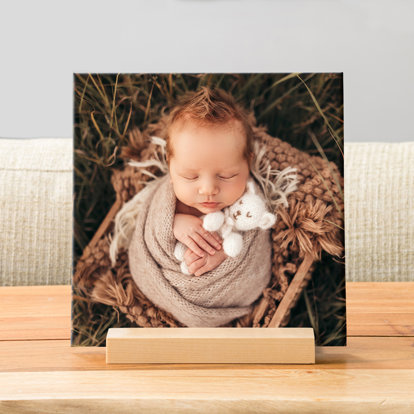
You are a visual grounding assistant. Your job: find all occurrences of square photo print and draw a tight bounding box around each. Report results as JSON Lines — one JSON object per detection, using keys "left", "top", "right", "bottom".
{"left": 72, "top": 73, "right": 345, "bottom": 346}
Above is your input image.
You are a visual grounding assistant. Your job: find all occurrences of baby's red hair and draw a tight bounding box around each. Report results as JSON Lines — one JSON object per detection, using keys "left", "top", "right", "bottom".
{"left": 165, "top": 87, "right": 255, "bottom": 165}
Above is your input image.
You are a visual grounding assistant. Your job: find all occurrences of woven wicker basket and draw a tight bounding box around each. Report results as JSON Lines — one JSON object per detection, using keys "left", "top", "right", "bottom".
{"left": 73, "top": 121, "right": 344, "bottom": 330}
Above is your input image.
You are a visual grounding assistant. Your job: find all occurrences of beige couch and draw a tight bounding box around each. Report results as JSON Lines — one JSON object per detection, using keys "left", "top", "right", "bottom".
{"left": 0, "top": 138, "right": 413, "bottom": 285}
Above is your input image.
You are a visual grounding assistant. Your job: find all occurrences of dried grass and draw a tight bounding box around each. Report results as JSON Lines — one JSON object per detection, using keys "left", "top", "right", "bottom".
{"left": 73, "top": 73, "right": 345, "bottom": 346}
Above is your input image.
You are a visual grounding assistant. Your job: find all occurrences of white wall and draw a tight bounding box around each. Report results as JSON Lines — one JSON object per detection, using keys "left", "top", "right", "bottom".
{"left": 0, "top": 0, "right": 413, "bottom": 142}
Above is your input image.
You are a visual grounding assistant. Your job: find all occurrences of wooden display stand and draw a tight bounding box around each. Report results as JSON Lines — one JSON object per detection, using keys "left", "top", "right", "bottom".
{"left": 90, "top": 172, "right": 320, "bottom": 366}
{"left": 106, "top": 327, "right": 315, "bottom": 364}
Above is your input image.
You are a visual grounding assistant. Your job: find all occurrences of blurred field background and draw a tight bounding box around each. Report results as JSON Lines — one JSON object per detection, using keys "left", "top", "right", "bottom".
{"left": 73, "top": 73, "right": 345, "bottom": 346}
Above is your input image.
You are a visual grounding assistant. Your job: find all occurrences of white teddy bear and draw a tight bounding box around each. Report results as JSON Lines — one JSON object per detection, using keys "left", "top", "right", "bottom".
{"left": 174, "top": 178, "right": 276, "bottom": 275}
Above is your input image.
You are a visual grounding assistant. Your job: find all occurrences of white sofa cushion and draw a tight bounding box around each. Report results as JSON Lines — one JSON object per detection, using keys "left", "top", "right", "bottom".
{"left": 345, "top": 142, "right": 414, "bottom": 281}
{"left": 0, "top": 138, "right": 72, "bottom": 286}
{"left": 0, "top": 138, "right": 413, "bottom": 285}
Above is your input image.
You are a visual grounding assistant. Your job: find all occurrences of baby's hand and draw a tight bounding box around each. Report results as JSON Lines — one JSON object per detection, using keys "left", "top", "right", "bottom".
{"left": 173, "top": 213, "right": 222, "bottom": 258}
{"left": 184, "top": 246, "right": 228, "bottom": 277}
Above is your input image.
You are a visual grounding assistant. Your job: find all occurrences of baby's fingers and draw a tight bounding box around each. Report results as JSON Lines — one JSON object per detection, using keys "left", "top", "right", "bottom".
{"left": 194, "top": 261, "right": 212, "bottom": 277}
{"left": 212, "top": 231, "right": 223, "bottom": 245}
{"left": 184, "top": 233, "right": 215, "bottom": 256}
{"left": 191, "top": 232, "right": 217, "bottom": 256}
{"left": 184, "top": 249, "right": 200, "bottom": 267}
{"left": 188, "top": 256, "right": 206, "bottom": 275}
{"left": 183, "top": 236, "right": 206, "bottom": 258}
{"left": 196, "top": 229, "right": 222, "bottom": 253}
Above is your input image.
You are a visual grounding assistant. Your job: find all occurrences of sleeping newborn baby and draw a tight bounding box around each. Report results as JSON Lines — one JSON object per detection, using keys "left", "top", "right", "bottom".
{"left": 168, "top": 98, "right": 256, "bottom": 277}
{"left": 174, "top": 177, "right": 277, "bottom": 275}
{"left": 115, "top": 87, "right": 276, "bottom": 327}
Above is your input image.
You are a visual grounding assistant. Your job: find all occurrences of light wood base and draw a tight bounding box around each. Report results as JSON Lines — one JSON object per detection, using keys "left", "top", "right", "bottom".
{"left": 106, "top": 327, "right": 315, "bottom": 364}
{"left": 2, "top": 283, "right": 414, "bottom": 412}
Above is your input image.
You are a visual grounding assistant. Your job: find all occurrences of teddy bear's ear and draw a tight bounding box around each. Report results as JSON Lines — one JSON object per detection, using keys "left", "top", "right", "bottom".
{"left": 259, "top": 212, "right": 276, "bottom": 230}
{"left": 246, "top": 179, "right": 256, "bottom": 194}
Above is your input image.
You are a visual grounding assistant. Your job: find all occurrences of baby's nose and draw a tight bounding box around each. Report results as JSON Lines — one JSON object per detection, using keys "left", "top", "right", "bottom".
{"left": 199, "top": 187, "right": 218, "bottom": 196}
{"left": 198, "top": 180, "right": 219, "bottom": 196}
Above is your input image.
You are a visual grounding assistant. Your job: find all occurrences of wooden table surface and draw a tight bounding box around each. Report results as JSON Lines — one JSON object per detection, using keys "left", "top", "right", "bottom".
{"left": 0, "top": 282, "right": 413, "bottom": 413}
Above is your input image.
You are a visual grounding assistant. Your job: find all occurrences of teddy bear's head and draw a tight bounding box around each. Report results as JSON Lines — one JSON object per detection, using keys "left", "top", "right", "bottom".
{"left": 229, "top": 179, "right": 276, "bottom": 231}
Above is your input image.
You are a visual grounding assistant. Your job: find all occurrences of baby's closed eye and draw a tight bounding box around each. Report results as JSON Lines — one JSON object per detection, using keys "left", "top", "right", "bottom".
{"left": 181, "top": 174, "right": 239, "bottom": 181}
{"left": 218, "top": 174, "right": 239, "bottom": 180}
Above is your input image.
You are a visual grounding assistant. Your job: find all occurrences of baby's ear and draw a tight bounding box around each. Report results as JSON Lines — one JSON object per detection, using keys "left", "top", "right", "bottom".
{"left": 259, "top": 212, "right": 276, "bottom": 230}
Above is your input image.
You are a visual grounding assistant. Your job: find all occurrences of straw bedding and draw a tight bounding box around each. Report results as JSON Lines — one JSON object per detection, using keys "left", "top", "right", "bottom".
{"left": 74, "top": 118, "right": 344, "bottom": 328}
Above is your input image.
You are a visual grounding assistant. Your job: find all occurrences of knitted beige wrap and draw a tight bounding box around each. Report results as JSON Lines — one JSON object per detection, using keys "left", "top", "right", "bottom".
{"left": 127, "top": 174, "right": 272, "bottom": 327}
{"left": 73, "top": 120, "right": 343, "bottom": 331}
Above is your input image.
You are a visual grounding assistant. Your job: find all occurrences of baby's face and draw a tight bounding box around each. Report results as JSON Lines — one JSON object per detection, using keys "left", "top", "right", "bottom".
{"left": 168, "top": 118, "right": 250, "bottom": 215}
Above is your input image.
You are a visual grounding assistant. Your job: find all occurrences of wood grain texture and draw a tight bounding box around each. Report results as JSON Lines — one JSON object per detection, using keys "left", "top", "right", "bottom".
{"left": 1, "top": 283, "right": 414, "bottom": 340}
{"left": 106, "top": 327, "right": 315, "bottom": 364}
{"left": 1, "top": 369, "right": 413, "bottom": 413}
{"left": 346, "top": 282, "right": 414, "bottom": 336}
{"left": 1, "top": 399, "right": 412, "bottom": 414}
{"left": 1, "top": 283, "right": 414, "bottom": 412}
{"left": 0, "top": 286, "right": 71, "bottom": 340}
{"left": 1, "top": 337, "right": 414, "bottom": 372}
